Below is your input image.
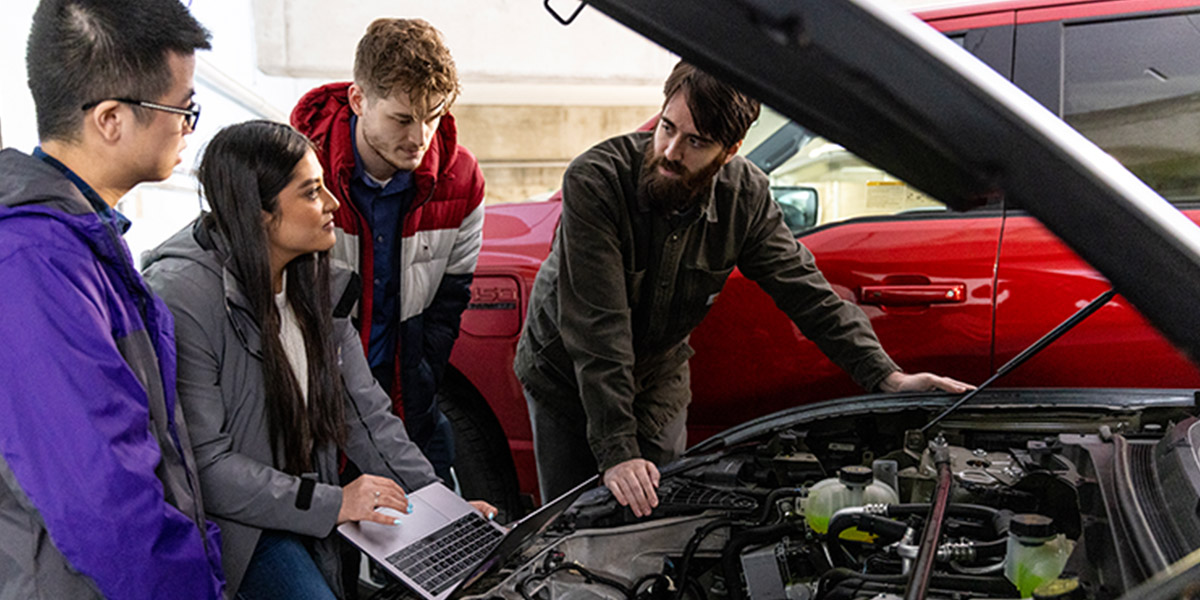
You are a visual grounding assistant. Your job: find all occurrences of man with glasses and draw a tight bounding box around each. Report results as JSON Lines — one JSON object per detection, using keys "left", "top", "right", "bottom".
{"left": 0, "top": 1, "right": 223, "bottom": 598}
{"left": 81, "top": 98, "right": 202, "bottom": 131}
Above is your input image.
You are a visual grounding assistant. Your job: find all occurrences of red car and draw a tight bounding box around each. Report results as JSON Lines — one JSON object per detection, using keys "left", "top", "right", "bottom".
{"left": 443, "top": 0, "right": 1200, "bottom": 516}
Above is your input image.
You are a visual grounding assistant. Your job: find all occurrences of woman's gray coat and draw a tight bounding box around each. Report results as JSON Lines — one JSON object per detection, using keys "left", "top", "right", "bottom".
{"left": 142, "top": 221, "right": 439, "bottom": 597}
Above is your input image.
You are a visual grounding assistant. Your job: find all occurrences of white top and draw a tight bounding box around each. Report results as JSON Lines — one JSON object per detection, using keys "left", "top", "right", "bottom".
{"left": 274, "top": 272, "right": 309, "bottom": 405}
{"left": 364, "top": 170, "right": 392, "bottom": 188}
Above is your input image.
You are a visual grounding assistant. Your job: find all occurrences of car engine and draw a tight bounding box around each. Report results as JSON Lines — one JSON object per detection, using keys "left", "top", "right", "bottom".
{"left": 459, "top": 394, "right": 1200, "bottom": 600}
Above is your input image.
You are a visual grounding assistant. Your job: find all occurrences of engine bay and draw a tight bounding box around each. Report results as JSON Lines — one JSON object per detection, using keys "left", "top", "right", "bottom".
{"left": 459, "top": 394, "right": 1200, "bottom": 600}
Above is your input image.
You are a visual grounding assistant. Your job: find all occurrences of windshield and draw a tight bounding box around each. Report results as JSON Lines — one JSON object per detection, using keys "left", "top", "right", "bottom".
{"left": 1060, "top": 11, "right": 1200, "bottom": 203}
{"left": 740, "top": 106, "right": 944, "bottom": 235}
{"left": 742, "top": 9, "right": 1200, "bottom": 237}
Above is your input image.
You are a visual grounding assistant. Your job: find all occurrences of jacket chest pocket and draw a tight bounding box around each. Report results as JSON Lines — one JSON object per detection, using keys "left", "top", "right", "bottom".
{"left": 407, "top": 231, "right": 448, "bottom": 266}
{"left": 672, "top": 264, "right": 735, "bottom": 331}
{"left": 680, "top": 264, "right": 734, "bottom": 307}
{"left": 413, "top": 240, "right": 436, "bottom": 264}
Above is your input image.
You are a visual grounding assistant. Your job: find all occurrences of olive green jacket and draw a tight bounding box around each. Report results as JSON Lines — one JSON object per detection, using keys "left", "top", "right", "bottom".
{"left": 515, "top": 132, "right": 898, "bottom": 472}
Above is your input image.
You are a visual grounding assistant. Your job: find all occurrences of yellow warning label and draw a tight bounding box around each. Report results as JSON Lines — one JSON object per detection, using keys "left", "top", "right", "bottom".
{"left": 866, "top": 181, "right": 905, "bottom": 208}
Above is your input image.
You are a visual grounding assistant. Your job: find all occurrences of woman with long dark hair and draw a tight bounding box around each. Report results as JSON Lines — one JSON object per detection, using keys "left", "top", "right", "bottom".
{"left": 143, "top": 120, "right": 493, "bottom": 599}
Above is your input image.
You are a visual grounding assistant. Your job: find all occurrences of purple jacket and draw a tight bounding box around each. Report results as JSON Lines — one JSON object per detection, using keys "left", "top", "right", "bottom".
{"left": 0, "top": 148, "right": 224, "bottom": 599}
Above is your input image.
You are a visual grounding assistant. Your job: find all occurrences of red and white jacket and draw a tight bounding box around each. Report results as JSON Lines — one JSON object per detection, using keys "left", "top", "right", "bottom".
{"left": 291, "top": 82, "right": 484, "bottom": 411}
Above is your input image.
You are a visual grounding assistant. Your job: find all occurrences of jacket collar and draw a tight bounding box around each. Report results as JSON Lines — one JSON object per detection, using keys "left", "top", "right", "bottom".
{"left": 291, "top": 81, "right": 461, "bottom": 211}
{"left": 32, "top": 147, "right": 132, "bottom": 234}
{"left": 0, "top": 148, "right": 136, "bottom": 272}
{"left": 0, "top": 148, "right": 94, "bottom": 214}
{"left": 189, "top": 217, "right": 359, "bottom": 330}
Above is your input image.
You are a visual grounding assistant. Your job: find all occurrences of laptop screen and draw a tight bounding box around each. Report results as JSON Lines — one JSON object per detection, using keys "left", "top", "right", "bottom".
{"left": 448, "top": 477, "right": 596, "bottom": 598}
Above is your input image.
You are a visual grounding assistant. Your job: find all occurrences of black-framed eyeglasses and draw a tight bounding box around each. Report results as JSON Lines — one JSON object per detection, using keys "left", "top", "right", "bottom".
{"left": 81, "top": 97, "right": 201, "bottom": 131}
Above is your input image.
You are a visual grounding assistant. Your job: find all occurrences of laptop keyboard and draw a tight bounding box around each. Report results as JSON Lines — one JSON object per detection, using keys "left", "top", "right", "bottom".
{"left": 386, "top": 512, "right": 505, "bottom": 595}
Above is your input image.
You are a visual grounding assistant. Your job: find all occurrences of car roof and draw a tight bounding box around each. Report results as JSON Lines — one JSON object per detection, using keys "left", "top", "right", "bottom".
{"left": 917, "top": 0, "right": 1200, "bottom": 28}
{"left": 580, "top": 0, "right": 1200, "bottom": 368}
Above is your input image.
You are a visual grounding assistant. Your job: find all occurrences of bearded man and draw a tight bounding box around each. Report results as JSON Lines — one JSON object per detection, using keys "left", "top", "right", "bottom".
{"left": 515, "top": 62, "right": 970, "bottom": 514}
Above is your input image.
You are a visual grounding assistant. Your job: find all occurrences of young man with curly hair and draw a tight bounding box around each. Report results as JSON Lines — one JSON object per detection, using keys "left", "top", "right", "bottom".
{"left": 292, "top": 19, "right": 484, "bottom": 485}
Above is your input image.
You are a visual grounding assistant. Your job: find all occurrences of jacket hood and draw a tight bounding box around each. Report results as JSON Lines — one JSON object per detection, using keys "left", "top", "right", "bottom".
{"left": 141, "top": 219, "right": 225, "bottom": 278}
{"left": 142, "top": 217, "right": 360, "bottom": 315}
{"left": 290, "top": 81, "right": 463, "bottom": 190}
{"left": 141, "top": 219, "right": 252, "bottom": 313}
{"left": 0, "top": 148, "right": 121, "bottom": 268}
{"left": 0, "top": 148, "right": 94, "bottom": 215}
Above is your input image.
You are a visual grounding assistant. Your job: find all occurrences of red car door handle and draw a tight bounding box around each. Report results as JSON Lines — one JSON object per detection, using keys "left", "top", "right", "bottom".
{"left": 859, "top": 284, "right": 965, "bottom": 306}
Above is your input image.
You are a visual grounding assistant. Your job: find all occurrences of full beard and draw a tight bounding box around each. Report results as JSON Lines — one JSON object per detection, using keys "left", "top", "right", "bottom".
{"left": 638, "top": 145, "right": 725, "bottom": 216}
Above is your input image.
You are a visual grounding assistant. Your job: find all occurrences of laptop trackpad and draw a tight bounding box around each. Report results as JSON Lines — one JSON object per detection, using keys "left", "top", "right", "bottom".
{"left": 343, "top": 482, "right": 475, "bottom": 556}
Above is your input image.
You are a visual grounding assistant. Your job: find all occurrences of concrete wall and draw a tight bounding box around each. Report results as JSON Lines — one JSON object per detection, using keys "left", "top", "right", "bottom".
{"left": 244, "top": 0, "right": 971, "bottom": 204}
{"left": 0, "top": 0, "right": 981, "bottom": 255}
{"left": 454, "top": 104, "right": 659, "bottom": 203}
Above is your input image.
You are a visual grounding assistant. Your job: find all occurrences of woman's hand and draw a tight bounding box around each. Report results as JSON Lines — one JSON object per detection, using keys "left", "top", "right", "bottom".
{"left": 337, "top": 474, "right": 410, "bottom": 525}
{"left": 468, "top": 500, "right": 499, "bottom": 521}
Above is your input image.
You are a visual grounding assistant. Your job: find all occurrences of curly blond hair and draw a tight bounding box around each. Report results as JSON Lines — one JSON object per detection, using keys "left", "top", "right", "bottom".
{"left": 354, "top": 18, "right": 460, "bottom": 115}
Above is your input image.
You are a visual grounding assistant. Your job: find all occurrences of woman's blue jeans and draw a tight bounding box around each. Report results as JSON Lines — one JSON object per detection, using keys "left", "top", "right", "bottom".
{"left": 236, "top": 531, "right": 338, "bottom": 600}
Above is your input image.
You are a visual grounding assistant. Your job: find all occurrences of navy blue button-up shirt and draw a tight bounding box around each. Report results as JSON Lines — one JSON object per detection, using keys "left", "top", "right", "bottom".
{"left": 348, "top": 115, "right": 415, "bottom": 372}
{"left": 34, "top": 147, "right": 132, "bottom": 235}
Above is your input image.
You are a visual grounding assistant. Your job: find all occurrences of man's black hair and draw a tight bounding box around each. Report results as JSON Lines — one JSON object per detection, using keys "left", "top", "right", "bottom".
{"left": 662, "top": 61, "right": 760, "bottom": 148}
{"left": 26, "top": 0, "right": 211, "bottom": 141}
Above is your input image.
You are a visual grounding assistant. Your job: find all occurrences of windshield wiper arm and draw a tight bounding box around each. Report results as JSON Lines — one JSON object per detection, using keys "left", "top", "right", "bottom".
{"left": 921, "top": 288, "right": 1117, "bottom": 434}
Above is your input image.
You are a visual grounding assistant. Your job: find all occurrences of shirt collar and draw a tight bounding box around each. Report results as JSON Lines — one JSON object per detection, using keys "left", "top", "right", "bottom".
{"left": 349, "top": 114, "right": 371, "bottom": 185}
{"left": 33, "top": 146, "right": 132, "bottom": 234}
{"left": 702, "top": 178, "right": 719, "bottom": 223}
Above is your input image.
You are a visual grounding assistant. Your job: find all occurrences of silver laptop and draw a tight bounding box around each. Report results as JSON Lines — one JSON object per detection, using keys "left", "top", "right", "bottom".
{"left": 339, "top": 479, "right": 592, "bottom": 600}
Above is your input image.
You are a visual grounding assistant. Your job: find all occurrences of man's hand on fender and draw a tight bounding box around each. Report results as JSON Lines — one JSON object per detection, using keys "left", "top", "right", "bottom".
{"left": 880, "top": 371, "right": 975, "bottom": 394}
{"left": 602, "top": 458, "right": 660, "bottom": 518}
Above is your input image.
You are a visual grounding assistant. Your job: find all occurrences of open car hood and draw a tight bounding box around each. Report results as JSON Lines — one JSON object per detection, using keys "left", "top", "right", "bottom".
{"left": 424, "top": 4, "right": 1200, "bottom": 600}
{"left": 583, "top": 0, "right": 1200, "bottom": 370}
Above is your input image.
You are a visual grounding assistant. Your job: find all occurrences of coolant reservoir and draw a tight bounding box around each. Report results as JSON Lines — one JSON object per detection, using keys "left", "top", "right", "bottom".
{"left": 1004, "top": 514, "right": 1074, "bottom": 597}
{"left": 805, "top": 465, "right": 898, "bottom": 541}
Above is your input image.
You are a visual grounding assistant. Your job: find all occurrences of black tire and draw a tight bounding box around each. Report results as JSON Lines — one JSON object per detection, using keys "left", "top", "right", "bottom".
{"left": 439, "top": 372, "right": 525, "bottom": 522}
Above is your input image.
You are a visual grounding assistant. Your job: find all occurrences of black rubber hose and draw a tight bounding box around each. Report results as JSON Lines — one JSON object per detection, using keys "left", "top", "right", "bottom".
{"left": 887, "top": 502, "right": 1009, "bottom": 540}
{"left": 887, "top": 503, "right": 1009, "bottom": 560}
{"left": 757, "top": 487, "right": 804, "bottom": 524}
{"left": 670, "top": 519, "right": 735, "bottom": 600}
{"left": 821, "top": 567, "right": 1016, "bottom": 598}
{"left": 972, "top": 537, "right": 1007, "bottom": 559}
{"left": 518, "top": 563, "right": 632, "bottom": 600}
{"left": 886, "top": 503, "right": 999, "bottom": 524}
{"left": 825, "top": 512, "right": 910, "bottom": 568}
{"left": 828, "top": 512, "right": 909, "bottom": 544}
{"left": 633, "top": 573, "right": 672, "bottom": 599}
{"left": 683, "top": 576, "right": 706, "bottom": 600}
